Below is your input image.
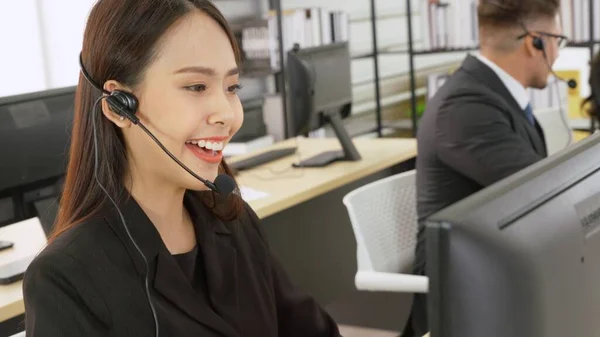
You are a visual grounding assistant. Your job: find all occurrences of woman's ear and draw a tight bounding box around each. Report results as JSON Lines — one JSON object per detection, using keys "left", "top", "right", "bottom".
{"left": 101, "top": 80, "right": 132, "bottom": 128}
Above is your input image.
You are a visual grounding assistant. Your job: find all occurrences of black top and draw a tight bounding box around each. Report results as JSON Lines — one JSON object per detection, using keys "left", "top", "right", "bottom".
{"left": 173, "top": 245, "right": 199, "bottom": 283}
{"left": 22, "top": 191, "right": 341, "bottom": 337}
{"left": 173, "top": 245, "right": 212, "bottom": 303}
{"left": 405, "top": 55, "right": 547, "bottom": 337}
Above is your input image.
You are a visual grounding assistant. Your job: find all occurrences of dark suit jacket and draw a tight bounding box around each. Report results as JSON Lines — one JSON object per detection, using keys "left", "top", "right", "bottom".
{"left": 407, "top": 55, "right": 547, "bottom": 336}
{"left": 23, "top": 191, "right": 341, "bottom": 337}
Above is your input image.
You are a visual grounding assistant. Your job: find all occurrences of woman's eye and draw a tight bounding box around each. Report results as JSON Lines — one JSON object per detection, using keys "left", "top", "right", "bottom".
{"left": 185, "top": 84, "right": 207, "bottom": 92}
{"left": 228, "top": 84, "right": 243, "bottom": 93}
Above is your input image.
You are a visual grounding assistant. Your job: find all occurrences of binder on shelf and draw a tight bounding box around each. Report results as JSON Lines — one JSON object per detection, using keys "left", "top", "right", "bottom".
{"left": 422, "top": 0, "right": 478, "bottom": 51}
{"left": 266, "top": 7, "right": 350, "bottom": 63}
{"left": 231, "top": 17, "right": 279, "bottom": 74}
{"left": 560, "top": 0, "right": 600, "bottom": 43}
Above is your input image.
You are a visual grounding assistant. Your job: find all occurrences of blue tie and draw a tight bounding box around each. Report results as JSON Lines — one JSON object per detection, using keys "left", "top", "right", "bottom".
{"left": 524, "top": 104, "right": 534, "bottom": 126}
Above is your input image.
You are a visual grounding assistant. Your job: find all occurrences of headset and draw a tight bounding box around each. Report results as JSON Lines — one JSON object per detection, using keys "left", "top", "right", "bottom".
{"left": 528, "top": 33, "right": 576, "bottom": 147}
{"left": 484, "top": 1, "right": 576, "bottom": 146}
{"left": 79, "top": 52, "right": 236, "bottom": 337}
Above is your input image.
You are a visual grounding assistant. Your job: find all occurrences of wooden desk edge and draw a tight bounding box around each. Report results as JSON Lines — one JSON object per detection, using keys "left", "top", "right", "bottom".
{"left": 254, "top": 150, "right": 417, "bottom": 218}
{"left": 0, "top": 295, "right": 23, "bottom": 322}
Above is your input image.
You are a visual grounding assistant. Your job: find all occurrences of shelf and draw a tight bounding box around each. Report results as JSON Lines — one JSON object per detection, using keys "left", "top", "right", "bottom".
{"left": 566, "top": 41, "right": 600, "bottom": 48}
{"left": 411, "top": 46, "right": 479, "bottom": 55}
{"left": 240, "top": 67, "right": 280, "bottom": 78}
{"left": 382, "top": 119, "right": 413, "bottom": 130}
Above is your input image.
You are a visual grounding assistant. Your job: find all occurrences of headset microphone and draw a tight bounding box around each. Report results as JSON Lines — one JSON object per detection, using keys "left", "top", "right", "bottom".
{"left": 550, "top": 70, "right": 577, "bottom": 89}
{"left": 532, "top": 36, "right": 578, "bottom": 89}
{"left": 532, "top": 37, "right": 574, "bottom": 146}
{"left": 79, "top": 53, "right": 236, "bottom": 196}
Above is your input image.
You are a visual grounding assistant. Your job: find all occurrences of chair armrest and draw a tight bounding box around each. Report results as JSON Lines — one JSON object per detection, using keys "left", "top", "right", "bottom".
{"left": 355, "top": 271, "right": 428, "bottom": 293}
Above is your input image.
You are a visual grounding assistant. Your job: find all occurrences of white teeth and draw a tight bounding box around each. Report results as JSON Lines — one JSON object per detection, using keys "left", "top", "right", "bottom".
{"left": 188, "top": 139, "right": 224, "bottom": 151}
{"left": 192, "top": 140, "right": 224, "bottom": 151}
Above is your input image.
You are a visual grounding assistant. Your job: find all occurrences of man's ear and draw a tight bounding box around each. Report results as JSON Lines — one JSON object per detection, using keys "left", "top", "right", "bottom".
{"left": 101, "top": 80, "right": 132, "bottom": 128}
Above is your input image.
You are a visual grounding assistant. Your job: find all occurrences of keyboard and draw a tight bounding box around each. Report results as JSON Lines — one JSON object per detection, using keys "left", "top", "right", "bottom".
{"left": 0, "top": 254, "right": 36, "bottom": 285}
{"left": 229, "top": 147, "right": 297, "bottom": 172}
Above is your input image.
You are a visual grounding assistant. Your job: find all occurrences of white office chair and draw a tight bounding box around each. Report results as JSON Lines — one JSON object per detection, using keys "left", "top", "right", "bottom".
{"left": 10, "top": 332, "right": 25, "bottom": 337}
{"left": 342, "top": 170, "right": 428, "bottom": 293}
{"left": 534, "top": 104, "right": 573, "bottom": 155}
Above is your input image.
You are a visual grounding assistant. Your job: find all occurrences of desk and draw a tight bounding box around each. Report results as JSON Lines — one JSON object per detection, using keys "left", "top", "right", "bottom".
{"left": 0, "top": 218, "right": 47, "bottom": 323}
{"left": 231, "top": 137, "right": 417, "bottom": 307}
{"left": 0, "top": 137, "right": 417, "bottom": 326}
{"left": 231, "top": 137, "right": 418, "bottom": 218}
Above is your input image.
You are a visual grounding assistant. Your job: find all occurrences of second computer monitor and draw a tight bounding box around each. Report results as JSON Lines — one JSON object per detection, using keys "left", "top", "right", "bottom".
{"left": 426, "top": 133, "right": 600, "bottom": 337}
{"left": 287, "top": 42, "right": 360, "bottom": 167}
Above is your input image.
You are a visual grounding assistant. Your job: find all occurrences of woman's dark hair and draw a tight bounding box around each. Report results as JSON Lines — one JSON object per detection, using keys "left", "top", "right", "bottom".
{"left": 583, "top": 52, "right": 600, "bottom": 122}
{"left": 51, "top": 0, "right": 244, "bottom": 242}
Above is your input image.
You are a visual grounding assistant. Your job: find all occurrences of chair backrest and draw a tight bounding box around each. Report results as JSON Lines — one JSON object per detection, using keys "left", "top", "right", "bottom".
{"left": 343, "top": 170, "right": 418, "bottom": 274}
{"left": 534, "top": 105, "right": 572, "bottom": 155}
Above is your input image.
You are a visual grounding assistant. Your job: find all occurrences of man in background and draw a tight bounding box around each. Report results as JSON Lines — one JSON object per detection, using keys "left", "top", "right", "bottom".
{"left": 404, "top": 0, "right": 566, "bottom": 336}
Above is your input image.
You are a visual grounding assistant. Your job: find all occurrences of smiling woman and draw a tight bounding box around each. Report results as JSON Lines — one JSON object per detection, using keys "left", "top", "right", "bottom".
{"left": 21, "top": 1, "right": 342, "bottom": 337}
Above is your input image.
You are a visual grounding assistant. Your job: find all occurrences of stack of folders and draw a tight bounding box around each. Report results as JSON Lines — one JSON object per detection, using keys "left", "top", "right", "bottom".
{"left": 235, "top": 8, "right": 350, "bottom": 73}
{"left": 427, "top": 71, "right": 568, "bottom": 111}
{"left": 420, "top": 0, "right": 479, "bottom": 51}
{"left": 560, "top": 0, "right": 600, "bottom": 43}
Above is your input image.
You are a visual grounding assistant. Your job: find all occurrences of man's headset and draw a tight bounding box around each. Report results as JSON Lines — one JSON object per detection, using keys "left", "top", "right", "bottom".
{"left": 529, "top": 35, "right": 578, "bottom": 89}
{"left": 79, "top": 52, "right": 236, "bottom": 337}
{"left": 484, "top": 0, "right": 576, "bottom": 147}
{"left": 484, "top": 0, "right": 578, "bottom": 88}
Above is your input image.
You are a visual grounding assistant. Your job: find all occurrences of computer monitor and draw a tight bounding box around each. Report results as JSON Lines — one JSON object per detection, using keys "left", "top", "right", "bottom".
{"left": 0, "top": 86, "right": 75, "bottom": 234}
{"left": 425, "top": 133, "right": 600, "bottom": 337}
{"left": 287, "top": 42, "right": 361, "bottom": 167}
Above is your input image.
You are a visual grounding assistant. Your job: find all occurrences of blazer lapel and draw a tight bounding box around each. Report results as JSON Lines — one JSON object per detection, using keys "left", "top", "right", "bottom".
{"left": 188, "top": 194, "right": 241, "bottom": 332}
{"left": 153, "top": 245, "right": 238, "bottom": 337}
{"left": 462, "top": 54, "right": 548, "bottom": 157}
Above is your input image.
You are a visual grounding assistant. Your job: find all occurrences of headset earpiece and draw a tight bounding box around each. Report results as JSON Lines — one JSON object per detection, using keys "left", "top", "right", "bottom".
{"left": 106, "top": 90, "right": 139, "bottom": 124}
{"left": 79, "top": 53, "right": 140, "bottom": 124}
{"left": 532, "top": 36, "right": 544, "bottom": 51}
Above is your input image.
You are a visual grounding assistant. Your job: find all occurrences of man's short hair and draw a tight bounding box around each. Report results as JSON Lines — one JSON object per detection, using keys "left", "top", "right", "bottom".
{"left": 478, "top": 0, "right": 560, "bottom": 28}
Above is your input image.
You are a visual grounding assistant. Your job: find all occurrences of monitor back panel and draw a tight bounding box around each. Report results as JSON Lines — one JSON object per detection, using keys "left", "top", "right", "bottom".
{"left": 0, "top": 88, "right": 75, "bottom": 192}
{"left": 427, "top": 134, "right": 600, "bottom": 337}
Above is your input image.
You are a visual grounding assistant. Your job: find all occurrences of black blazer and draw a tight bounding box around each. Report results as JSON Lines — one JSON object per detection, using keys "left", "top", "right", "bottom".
{"left": 406, "top": 55, "right": 547, "bottom": 336}
{"left": 23, "top": 192, "right": 341, "bottom": 337}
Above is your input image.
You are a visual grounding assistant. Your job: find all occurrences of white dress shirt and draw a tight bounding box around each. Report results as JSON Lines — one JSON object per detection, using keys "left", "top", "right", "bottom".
{"left": 475, "top": 54, "right": 530, "bottom": 110}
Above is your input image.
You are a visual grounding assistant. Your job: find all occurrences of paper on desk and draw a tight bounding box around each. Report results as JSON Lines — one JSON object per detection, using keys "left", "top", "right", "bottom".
{"left": 239, "top": 186, "right": 270, "bottom": 201}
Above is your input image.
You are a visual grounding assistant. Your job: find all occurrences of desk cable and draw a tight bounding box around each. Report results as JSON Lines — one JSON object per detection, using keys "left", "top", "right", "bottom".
{"left": 236, "top": 136, "right": 307, "bottom": 181}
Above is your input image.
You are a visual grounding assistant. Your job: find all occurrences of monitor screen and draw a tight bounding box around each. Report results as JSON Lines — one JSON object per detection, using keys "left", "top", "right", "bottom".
{"left": 426, "top": 133, "right": 600, "bottom": 337}
{"left": 0, "top": 86, "right": 75, "bottom": 193}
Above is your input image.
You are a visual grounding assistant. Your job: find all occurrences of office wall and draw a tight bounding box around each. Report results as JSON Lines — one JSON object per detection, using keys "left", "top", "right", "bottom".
{"left": 0, "top": 0, "right": 266, "bottom": 100}
{"left": 0, "top": 1, "right": 47, "bottom": 97}
{"left": 0, "top": 0, "right": 594, "bottom": 114}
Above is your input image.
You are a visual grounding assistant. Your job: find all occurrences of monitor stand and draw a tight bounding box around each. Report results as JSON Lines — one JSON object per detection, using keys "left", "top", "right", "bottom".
{"left": 292, "top": 112, "right": 361, "bottom": 168}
